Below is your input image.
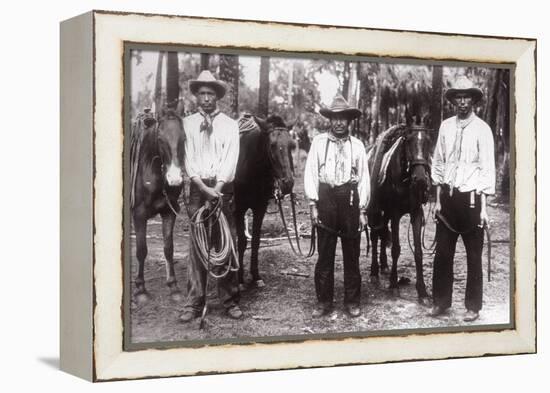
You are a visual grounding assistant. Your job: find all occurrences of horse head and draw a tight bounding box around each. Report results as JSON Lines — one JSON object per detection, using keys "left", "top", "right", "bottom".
{"left": 253, "top": 114, "right": 296, "bottom": 196}
{"left": 404, "top": 124, "right": 432, "bottom": 203}
{"left": 157, "top": 108, "right": 185, "bottom": 187}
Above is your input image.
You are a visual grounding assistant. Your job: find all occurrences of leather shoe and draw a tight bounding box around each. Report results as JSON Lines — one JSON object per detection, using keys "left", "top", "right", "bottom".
{"left": 463, "top": 310, "right": 479, "bottom": 322}
{"left": 226, "top": 305, "right": 243, "bottom": 320}
{"left": 179, "top": 310, "right": 199, "bottom": 323}
{"left": 345, "top": 304, "right": 362, "bottom": 318}
{"left": 429, "top": 305, "right": 447, "bottom": 317}
{"left": 312, "top": 304, "right": 332, "bottom": 318}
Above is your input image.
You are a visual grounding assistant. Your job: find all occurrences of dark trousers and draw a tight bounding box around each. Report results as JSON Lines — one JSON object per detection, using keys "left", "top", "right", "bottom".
{"left": 315, "top": 183, "right": 361, "bottom": 306}
{"left": 183, "top": 180, "right": 240, "bottom": 312}
{"left": 432, "top": 187, "right": 484, "bottom": 312}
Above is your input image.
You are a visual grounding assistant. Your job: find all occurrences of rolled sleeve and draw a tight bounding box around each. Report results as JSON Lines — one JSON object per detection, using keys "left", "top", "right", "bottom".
{"left": 304, "top": 138, "right": 320, "bottom": 203}
{"left": 356, "top": 142, "right": 370, "bottom": 210}
{"left": 216, "top": 119, "right": 240, "bottom": 183}
{"left": 431, "top": 126, "right": 446, "bottom": 186}
{"left": 477, "top": 124, "right": 496, "bottom": 195}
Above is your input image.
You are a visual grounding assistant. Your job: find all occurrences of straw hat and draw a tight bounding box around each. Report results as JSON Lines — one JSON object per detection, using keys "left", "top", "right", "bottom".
{"left": 444, "top": 75, "right": 483, "bottom": 103}
{"left": 189, "top": 70, "right": 227, "bottom": 99}
{"left": 319, "top": 94, "right": 361, "bottom": 120}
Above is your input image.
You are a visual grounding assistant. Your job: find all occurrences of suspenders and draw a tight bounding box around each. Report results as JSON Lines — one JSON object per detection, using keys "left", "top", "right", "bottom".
{"left": 318, "top": 136, "right": 358, "bottom": 206}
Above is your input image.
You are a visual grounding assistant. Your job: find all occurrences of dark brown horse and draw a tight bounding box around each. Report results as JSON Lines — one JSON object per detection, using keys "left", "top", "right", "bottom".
{"left": 234, "top": 115, "right": 296, "bottom": 288}
{"left": 367, "top": 124, "right": 432, "bottom": 303}
{"left": 130, "top": 108, "right": 185, "bottom": 302}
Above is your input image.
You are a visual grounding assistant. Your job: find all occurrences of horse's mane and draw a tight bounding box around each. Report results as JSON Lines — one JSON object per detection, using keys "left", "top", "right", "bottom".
{"left": 372, "top": 124, "right": 407, "bottom": 153}
{"left": 266, "top": 115, "right": 288, "bottom": 129}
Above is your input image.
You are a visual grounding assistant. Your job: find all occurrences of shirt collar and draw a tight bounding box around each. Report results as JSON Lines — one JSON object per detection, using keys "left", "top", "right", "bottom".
{"left": 456, "top": 111, "right": 476, "bottom": 130}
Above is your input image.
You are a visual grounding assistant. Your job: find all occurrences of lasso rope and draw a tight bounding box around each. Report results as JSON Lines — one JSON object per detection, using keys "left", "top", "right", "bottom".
{"left": 188, "top": 201, "right": 240, "bottom": 279}
{"left": 238, "top": 115, "right": 258, "bottom": 134}
{"left": 163, "top": 191, "right": 239, "bottom": 279}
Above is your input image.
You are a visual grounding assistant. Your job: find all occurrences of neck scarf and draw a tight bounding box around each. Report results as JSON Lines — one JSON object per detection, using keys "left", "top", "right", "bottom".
{"left": 198, "top": 107, "right": 220, "bottom": 134}
{"left": 448, "top": 112, "right": 476, "bottom": 193}
{"left": 328, "top": 132, "right": 351, "bottom": 185}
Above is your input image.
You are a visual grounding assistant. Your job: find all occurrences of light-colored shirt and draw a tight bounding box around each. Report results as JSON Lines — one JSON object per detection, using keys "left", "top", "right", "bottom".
{"left": 304, "top": 133, "right": 370, "bottom": 209}
{"left": 183, "top": 111, "right": 240, "bottom": 183}
{"left": 431, "top": 113, "right": 495, "bottom": 195}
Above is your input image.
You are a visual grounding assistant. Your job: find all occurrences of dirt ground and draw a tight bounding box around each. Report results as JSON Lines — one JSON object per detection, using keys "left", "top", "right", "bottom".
{"left": 129, "top": 151, "right": 511, "bottom": 345}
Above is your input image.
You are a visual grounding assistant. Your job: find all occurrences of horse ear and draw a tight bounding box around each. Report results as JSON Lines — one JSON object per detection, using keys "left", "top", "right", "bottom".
{"left": 287, "top": 119, "right": 296, "bottom": 131}
{"left": 253, "top": 115, "right": 269, "bottom": 132}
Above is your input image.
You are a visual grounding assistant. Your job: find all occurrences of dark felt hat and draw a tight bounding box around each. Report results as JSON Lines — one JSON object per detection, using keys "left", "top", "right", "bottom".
{"left": 319, "top": 94, "right": 362, "bottom": 120}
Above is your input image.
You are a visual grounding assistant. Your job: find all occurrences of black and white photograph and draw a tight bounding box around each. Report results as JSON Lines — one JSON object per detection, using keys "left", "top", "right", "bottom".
{"left": 125, "top": 47, "right": 513, "bottom": 347}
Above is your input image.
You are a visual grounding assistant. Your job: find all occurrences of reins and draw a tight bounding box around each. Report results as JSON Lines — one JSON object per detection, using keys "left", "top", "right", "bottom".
{"left": 275, "top": 191, "right": 317, "bottom": 258}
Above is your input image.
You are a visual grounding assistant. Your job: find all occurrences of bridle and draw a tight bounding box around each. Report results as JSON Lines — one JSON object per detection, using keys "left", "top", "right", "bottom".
{"left": 266, "top": 127, "right": 294, "bottom": 199}
{"left": 147, "top": 111, "right": 184, "bottom": 185}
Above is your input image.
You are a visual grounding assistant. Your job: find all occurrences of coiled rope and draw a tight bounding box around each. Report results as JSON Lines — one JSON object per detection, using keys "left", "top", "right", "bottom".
{"left": 164, "top": 191, "right": 239, "bottom": 279}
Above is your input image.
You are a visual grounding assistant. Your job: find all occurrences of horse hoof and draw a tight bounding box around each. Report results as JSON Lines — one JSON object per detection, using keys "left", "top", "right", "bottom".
{"left": 391, "top": 288, "right": 400, "bottom": 297}
{"left": 239, "top": 283, "right": 247, "bottom": 292}
{"left": 135, "top": 291, "right": 151, "bottom": 304}
{"left": 170, "top": 291, "right": 183, "bottom": 302}
{"left": 254, "top": 279, "right": 265, "bottom": 288}
{"left": 417, "top": 297, "right": 430, "bottom": 306}
{"left": 381, "top": 267, "right": 389, "bottom": 275}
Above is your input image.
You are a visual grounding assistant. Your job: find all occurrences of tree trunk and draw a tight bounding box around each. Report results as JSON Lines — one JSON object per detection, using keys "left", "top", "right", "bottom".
{"left": 165, "top": 52, "right": 180, "bottom": 109}
{"left": 200, "top": 53, "right": 210, "bottom": 71}
{"left": 348, "top": 62, "right": 358, "bottom": 105}
{"left": 218, "top": 54, "right": 239, "bottom": 119}
{"left": 495, "top": 69, "right": 510, "bottom": 200}
{"left": 482, "top": 68, "right": 510, "bottom": 200}
{"left": 154, "top": 52, "right": 164, "bottom": 113}
{"left": 370, "top": 64, "right": 381, "bottom": 145}
{"left": 342, "top": 61, "right": 351, "bottom": 99}
{"left": 431, "top": 65, "right": 443, "bottom": 138}
{"left": 258, "top": 56, "right": 270, "bottom": 118}
{"left": 356, "top": 63, "right": 371, "bottom": 144}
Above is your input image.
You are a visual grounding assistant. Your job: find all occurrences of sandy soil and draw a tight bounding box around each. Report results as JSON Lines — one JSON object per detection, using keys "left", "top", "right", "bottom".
{"left": 129, "top": 151, "right": 511, "bottom": 345}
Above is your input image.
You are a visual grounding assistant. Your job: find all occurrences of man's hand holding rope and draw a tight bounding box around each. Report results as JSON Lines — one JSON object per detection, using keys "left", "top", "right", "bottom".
{"left": 310, "top": 203, "right": 320, "bottom": 227}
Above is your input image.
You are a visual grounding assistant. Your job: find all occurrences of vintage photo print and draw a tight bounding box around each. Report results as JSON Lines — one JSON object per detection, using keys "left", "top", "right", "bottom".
{"left": 124, "top": 45, "right": 513, "bottom": 349}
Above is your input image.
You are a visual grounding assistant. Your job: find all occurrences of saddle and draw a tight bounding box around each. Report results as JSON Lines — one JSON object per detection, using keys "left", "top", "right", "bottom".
{"left": 366, "top": 125, "right": 407, "bottom": 220}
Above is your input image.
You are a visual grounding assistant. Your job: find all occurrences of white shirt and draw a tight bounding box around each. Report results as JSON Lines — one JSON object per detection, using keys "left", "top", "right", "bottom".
{"left": 183, "top": 111, "right": 240, "bottom": 183}
{"left": 304, "top": 133, "right": 370, "bottom": 209}
{"left": 431, "top": 113, "right": 496, "bottom": 195}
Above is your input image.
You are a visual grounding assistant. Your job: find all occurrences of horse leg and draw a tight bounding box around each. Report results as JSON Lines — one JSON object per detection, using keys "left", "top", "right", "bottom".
{"left": 234, "top": 206, "right": 248, "bottom": 291}
{"left": 411, "top": 209, "right": 429, "bottom": 303}
{"left": 389, "top": 216, "right": 401, "bottom": 297}
{"left": 161, "top": 210, "right": 182, "bottom": 301}
{"left": 133, "top": 212, "right": 150, "bottom": 302}
{"left": 380, "top": 223, "right": 389, "bottom": 275}
{"left": 370, "top": 229, "right": 380, "bottom": 285}
{"left": 251, "top": 204, "right": 267, "bottom": 287}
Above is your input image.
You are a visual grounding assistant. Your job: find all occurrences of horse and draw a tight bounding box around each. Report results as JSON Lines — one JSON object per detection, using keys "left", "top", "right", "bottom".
{"left": 234, "top": 114, "right": 296, "bottom": 288}
{"left": 130, "top": 108, "right": 185, "bottom": 302}
{"left": 366, "top": 123, "right": 432, "bottom": 303}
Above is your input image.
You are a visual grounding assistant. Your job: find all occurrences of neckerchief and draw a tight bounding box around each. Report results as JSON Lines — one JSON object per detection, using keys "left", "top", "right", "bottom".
{"left": 448, "top": 112, "right": 476, "bottom": 193}
{"left": 328, "top": 132, "right": 351, "bottom": 185}
{"left": 198, "top": 107, "right": 220, "bottom": 134}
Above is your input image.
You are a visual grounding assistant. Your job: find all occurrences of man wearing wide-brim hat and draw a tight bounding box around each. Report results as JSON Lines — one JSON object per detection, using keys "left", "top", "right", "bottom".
{"left": 430, "top": 75, "right": 495, "bottom": 322}
{"left": 304, "top": 94, "right": 370, "bottom": 318}
{"left": 180, "top": 70, "right": 243, "bottom": 322}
